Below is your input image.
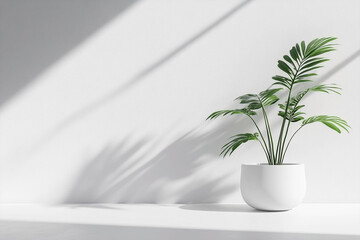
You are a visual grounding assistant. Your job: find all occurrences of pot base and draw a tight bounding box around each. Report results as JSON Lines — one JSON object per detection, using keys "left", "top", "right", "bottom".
{"left": 241, "top": 163, "right": 306, "bottom": 211}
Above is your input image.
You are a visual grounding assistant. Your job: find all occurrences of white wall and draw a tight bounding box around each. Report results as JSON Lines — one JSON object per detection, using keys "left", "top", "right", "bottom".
{"left": 0, "top": 0, "right": 359, "bottom": 204}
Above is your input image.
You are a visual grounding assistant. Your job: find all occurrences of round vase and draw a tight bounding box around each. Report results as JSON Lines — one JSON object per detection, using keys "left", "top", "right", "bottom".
{"left": 240, "top": 163, "right": 306, "bottom": 211}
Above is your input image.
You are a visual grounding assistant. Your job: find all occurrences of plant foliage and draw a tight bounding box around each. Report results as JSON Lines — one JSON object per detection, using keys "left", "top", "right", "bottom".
{"left": 207, "top": 37, "right": 350, "bottom": 164}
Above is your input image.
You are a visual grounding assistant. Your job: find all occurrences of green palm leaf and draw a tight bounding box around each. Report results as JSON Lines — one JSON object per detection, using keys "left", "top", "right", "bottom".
{"left": 259, "top": 88, "right": 282, "bottom": 106}
{"left": 310, "top": 84, "right": 341, "bottom": 94}
{"left": 278, "top": 104, "right": 305, "bottom": 122}
{"left": 278, "top": 84, "right": 342, "bottom": 122}
{"left": 208, "top": 88, "right": 282, "bottom": 121}
{"left": 273, "top": 37, "right": 336, "bottom": 88}
{"left": 221, "top": 133, "right": 259, "bottom": 157}
{"left": 207, "top": 108, "right": 256, "bottom": 120}
{"left": 272, "top": 75, "right": 292, "bottom": 89}
{"left": 302, "top": 115, "right": 350, "bottom": 133}
{"left": 235, "top": 88, "right": 282, "bottom": 110}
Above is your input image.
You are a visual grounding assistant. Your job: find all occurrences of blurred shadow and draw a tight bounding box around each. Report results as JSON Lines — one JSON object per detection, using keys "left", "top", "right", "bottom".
{"left": 40, "top": 0, "right": 253, "bottom": 144}
{"left": 1, "top": 220, "right": 358, "bottom": 240}
{"left": 64, "top": 115, "right": 258, "bottom": 203}
{"left": 119, "top": 0, "right": 252, "bottom": 92}
{"left": 318, "top": 49, "right": 360, "bottom": 84}
{"left": 65, "top": 204, "right": 123, "bottom": 210}
{"left": 0, "top": 0, "right": 137, "bottom": 107}
{"left": 180, "top": 204, "right": 258, "bottom": 213}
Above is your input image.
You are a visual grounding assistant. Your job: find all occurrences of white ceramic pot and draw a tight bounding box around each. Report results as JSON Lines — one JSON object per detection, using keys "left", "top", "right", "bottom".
{"left": 240, "top": 163, "right": 306, "bottom": 211}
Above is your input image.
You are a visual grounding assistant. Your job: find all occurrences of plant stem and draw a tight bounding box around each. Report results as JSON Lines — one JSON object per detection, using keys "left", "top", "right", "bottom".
{"left": 280, "top": 120, "right": 291, "bottom": 163}
{"left": 281, "top": 125, "right": 304, "bottom": 161}
{"left": 257, "top": 96, "right": 275, "bottom": 164}
{"left": 258, "top": 139, "right": 271, "bottom": 164}
{"left": 275, "top": 86, "right": 293, "bottom": 164}
{"left": 264, "top": 108, "right": 276, "bottom": 164}
{"left": 249, "top": 115, "right": 271, "bottom": 162}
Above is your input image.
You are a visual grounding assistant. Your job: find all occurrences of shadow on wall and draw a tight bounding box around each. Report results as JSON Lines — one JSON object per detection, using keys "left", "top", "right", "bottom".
{"left": 63, "top": 49, "right": 360, "bottom": 204}
{"left": 0, "top": 220, "right": 358, "bottom": 240}
{"left": 37, "top": 0, "right": 253, "bottom": 144}
{"left": 64, "top": 116, "right": 259, "bottom": 203}
{"left": 317, "top": 49, "right": 360, "bottom": 83}
{"left": 0, "top": 0, "right": 137, "bottom": 107}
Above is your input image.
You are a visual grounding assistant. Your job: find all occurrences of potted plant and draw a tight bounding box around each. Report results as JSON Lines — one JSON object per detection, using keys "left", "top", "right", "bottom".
{"left": 207, "top": 37, "right": 350, "bottom": 211}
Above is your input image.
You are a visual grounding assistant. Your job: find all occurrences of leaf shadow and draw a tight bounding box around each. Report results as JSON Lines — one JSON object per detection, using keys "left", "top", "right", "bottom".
{"left": 35, "top": 0, "right": 253, "bottom": 148}
{"left": 0, "top": 0, "right": 137, "bottom": 107}
{"left": 64, "top": 115, "right": 257, "bottom": 203}
{"left": 179, "top": 204, "right": 259, "bottom": 213}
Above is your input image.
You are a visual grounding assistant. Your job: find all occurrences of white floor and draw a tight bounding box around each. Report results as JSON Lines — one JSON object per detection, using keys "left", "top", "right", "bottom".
{"left": 0, "top": 204, "right": 359, "bottom": 240}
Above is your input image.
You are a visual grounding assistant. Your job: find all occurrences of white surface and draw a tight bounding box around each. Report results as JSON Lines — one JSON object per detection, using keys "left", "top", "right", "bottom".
{"left": 0, "top": 204, "right": 359, "bottom": 240}
{"left": 0, "top": 0, "right": 360, "bottom": 204}
{"left": 241, "top": 164, "right": 306, "bottom": 211}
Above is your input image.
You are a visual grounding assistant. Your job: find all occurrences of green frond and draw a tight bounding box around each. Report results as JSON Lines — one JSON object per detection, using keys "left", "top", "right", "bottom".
{"left": 234, "top": 88, "right": 282, "bottom": 111}
{"left": 259, "top": 88, "right": 282, "bottom": 106}
{"left": 272, "top": 75, "right": 292, "bottom": 89}
{"left": 207, "top": 108, "right": 256, "bottom": 120}
{"left": 220, "top": 133, "right": 259, "bottom": 157}
{"left": 310, "top": 84, "right": 342, "bottom": 94}
{"left": 234, "top": 93, "right": 257, "bottom": 102}
{"left": 302, "top": 115, "right": 350, "bottom": 133}
{"left": 305, "top": 37, "right": 337, "bottom": 57}
{"left": 283, "top": 55, "right": 296, "bottom": 68}
{"left": 273, "top": 37, "right": 337, "bottom": 86}
{"left": 278, "top": 60, "right": 294, "bottom": 76}
{"left": 302, "top": 59, "right": 329, "bottom": 69}
{"left": 278, "top": 83, "right": 342, "bottom": 122}
{"left": 235, "top": 93, "right": 262, "bottom": 110}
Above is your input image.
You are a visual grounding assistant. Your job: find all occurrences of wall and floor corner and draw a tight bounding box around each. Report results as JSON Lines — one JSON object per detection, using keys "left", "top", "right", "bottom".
{"left": 0, "top": 0, "right": 359, "bottom": 204}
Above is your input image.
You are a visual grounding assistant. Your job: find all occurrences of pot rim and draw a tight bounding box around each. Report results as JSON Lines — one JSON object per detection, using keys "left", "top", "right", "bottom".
{"left": 242, "top": 163, "right": 304, "bottom": 166}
